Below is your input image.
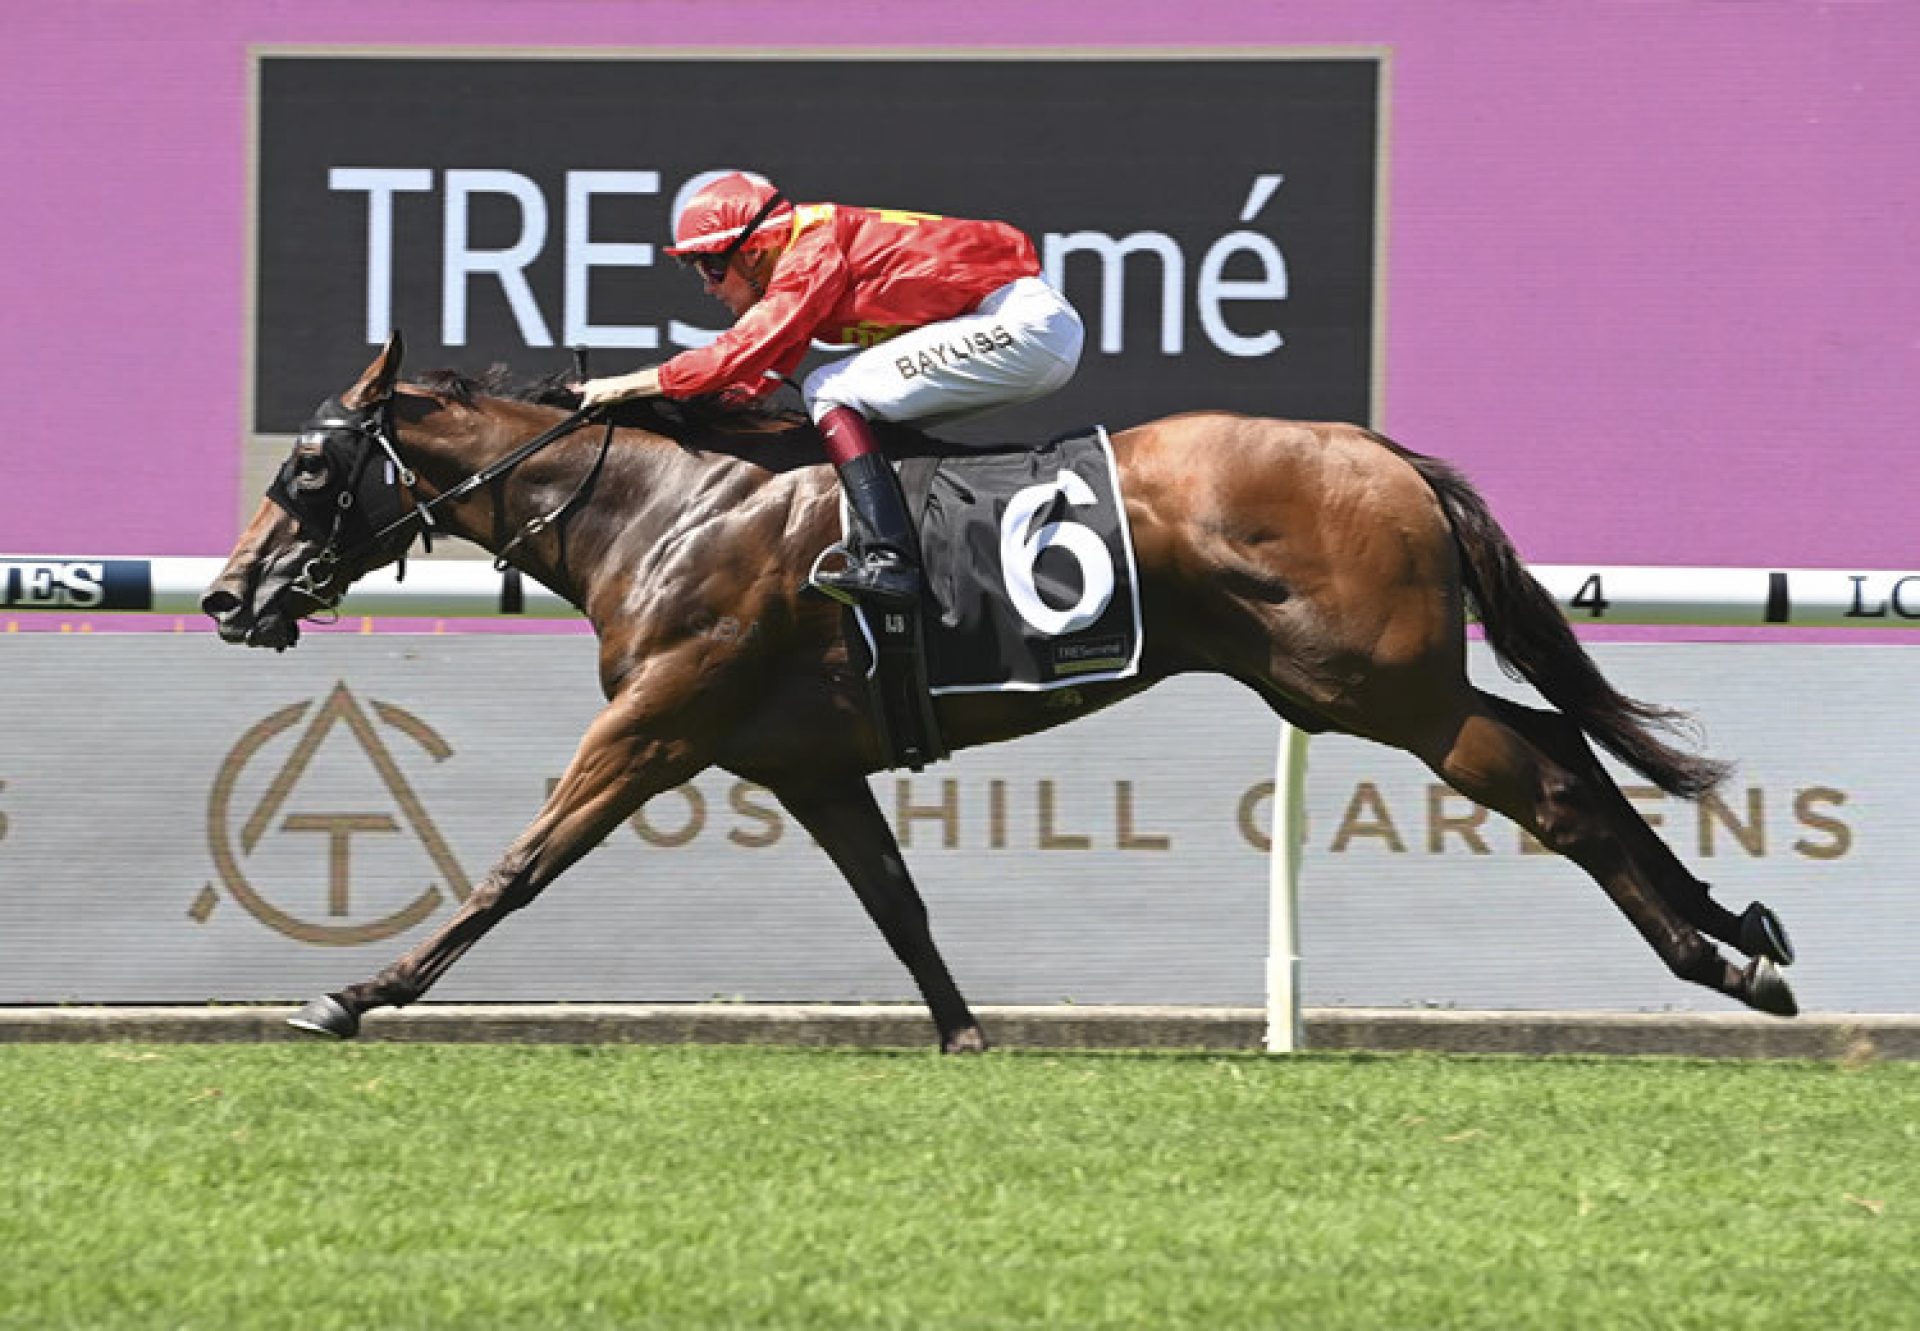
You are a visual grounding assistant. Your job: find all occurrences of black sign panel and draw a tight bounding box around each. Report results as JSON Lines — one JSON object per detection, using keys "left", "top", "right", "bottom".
{"left": 255, "top": 55, "right": 1380, "bottom": 440}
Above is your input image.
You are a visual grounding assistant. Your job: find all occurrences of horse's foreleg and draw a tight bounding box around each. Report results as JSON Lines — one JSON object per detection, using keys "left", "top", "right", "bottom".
{"left": 291, "top": 693, "right": 699, "bottom": 1038}
{"left": 771, "top": 777, "right": 986, "bottom": 1053}
{"left": 1419, "top": 691, "right": 1796, "bottom": 1017}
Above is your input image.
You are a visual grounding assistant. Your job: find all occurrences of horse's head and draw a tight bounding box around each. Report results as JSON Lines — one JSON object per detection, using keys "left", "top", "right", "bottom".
{"left": 203, "top": 334, "right": 421, "bottom": 650}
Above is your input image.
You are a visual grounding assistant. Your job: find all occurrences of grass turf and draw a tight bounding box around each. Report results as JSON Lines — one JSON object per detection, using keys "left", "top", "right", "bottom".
{"left": 1, "top": 1044, "right": 1915, "bottom": 1329}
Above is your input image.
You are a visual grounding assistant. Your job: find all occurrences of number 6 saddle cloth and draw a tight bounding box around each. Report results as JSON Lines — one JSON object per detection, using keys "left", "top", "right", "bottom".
{"left": 852, "top": 425, "right": 1144, "bottom": 695}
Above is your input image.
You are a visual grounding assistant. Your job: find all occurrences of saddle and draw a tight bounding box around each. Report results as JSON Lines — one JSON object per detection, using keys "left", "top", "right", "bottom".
{"left": 814, "top": 423, "right": 1143, "bottom": 772}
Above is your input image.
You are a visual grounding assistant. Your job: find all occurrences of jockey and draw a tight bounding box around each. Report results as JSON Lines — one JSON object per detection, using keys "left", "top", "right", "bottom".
{"left": 577, "top": 171, "right": 1085, "bottom": 611}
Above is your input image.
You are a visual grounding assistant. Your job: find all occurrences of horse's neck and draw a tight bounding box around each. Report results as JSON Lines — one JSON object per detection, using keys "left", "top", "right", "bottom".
{"left": 404, "top": 402, "right": 684, "bottom": 610}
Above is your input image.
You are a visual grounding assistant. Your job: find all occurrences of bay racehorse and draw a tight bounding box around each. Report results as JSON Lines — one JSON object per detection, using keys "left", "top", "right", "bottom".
{"left": 203, "top": 334, "right": 1798, "bottom": 1047}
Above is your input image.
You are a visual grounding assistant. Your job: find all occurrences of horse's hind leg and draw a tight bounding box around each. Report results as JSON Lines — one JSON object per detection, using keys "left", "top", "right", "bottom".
{"left": 1414, "top": 689, "right": 1796, "bottom": 1016}
{"left": 769, "top": 775, "right": 986, "bottom": 1053}
{"left": 1482, "top": 694, "right": 1795, "bottom": 968}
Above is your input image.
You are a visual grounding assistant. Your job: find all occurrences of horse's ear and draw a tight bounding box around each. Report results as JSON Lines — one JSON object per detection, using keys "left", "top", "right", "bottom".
{"left": 343, "top": 330, "right": 405, "bottom": 410}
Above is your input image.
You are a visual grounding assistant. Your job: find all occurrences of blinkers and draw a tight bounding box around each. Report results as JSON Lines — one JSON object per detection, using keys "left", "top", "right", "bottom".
{"left": 267, "top": 393, "right": 422, "bottom": 567}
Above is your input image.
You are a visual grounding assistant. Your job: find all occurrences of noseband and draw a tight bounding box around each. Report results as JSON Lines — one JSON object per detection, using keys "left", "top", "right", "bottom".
{"left": 269, "top": 393, "right": 607, "bottom": 614}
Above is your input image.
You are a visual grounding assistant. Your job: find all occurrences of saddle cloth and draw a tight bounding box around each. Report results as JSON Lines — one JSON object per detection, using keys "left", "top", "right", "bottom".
{"left": 851, "top": 426, "right": 1144, "bottom": 694}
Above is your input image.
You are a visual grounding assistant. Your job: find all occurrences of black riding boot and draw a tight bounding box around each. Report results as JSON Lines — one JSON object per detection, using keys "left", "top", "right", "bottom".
{"left": 817, "top": 450, "right": 923, "bottom": 611}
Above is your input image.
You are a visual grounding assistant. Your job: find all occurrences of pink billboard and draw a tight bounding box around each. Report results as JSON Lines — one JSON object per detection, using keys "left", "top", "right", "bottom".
{"left": 3, "top": 1, "right": 1916, "bottom": 581}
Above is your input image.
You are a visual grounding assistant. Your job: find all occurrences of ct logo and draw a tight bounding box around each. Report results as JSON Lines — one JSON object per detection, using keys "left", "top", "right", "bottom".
{"left": 194, "top": 682, "right": 470, "bottom": 945}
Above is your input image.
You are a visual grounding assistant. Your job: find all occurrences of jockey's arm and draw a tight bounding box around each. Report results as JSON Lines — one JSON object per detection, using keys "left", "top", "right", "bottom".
{"left": 577, "top": 365, "right": 663, "bottom": 409}
{"left": 578, "top": 233, "right": 843, "bottom": 410}
{"left": 656, "top": 236, "right": 848, "bottom": 400}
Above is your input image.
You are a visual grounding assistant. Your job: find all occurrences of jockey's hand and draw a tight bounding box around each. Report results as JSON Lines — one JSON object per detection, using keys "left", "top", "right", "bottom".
{"left": 577, "top": 367, "right": 664, "bottom": 409}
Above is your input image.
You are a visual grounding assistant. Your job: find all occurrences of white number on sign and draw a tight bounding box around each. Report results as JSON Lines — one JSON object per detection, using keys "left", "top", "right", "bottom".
{"left": 999, "top": 472, "right": 1115, "bottom": 637}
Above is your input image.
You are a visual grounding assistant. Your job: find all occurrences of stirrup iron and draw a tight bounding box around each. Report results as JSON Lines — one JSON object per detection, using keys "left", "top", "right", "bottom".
{"left": 807, "top": 542, "right": 861, "bottom": 607}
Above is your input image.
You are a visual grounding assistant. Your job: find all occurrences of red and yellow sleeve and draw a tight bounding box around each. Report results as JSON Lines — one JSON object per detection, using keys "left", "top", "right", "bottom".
{"left": 656, "top": 234, "right": 849, "bottom": 400}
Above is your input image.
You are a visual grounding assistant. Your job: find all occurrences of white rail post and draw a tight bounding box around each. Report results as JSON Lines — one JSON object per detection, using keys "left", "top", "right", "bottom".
{"left": 1265, "top": 721, "right": 1311, "bottom": 1052}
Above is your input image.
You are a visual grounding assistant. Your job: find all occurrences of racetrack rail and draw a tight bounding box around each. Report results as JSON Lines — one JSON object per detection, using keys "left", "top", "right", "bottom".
{"left": 2, "top": 1004, "right": 1914, "bottom": 1060}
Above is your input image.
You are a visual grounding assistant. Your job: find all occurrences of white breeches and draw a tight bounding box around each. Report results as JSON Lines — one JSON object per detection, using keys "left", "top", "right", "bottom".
{"left": 803, "top": 276, "right": 1084, "bottom": 428}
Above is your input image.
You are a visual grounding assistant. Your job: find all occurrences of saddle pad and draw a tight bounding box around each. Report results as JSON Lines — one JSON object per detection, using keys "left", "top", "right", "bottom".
{"left": 907, "top": 426, "right": 1143, "bottom": 694}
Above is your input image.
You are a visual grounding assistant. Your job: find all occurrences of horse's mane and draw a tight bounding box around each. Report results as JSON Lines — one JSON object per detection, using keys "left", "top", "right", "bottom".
{"left": 405, "top": 364, "right": 988, "bottom": 466}
{"left": 409, "top": 365, "right": 813, "bottom": 446}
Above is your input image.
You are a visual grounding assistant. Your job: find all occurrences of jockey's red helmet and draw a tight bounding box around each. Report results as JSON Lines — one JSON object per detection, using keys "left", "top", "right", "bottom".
{"left": 664, "top": 171, "right": 794, "bottom": 256}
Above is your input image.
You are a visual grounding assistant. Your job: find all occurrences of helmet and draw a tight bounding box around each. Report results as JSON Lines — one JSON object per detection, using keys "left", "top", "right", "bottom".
{"left": 665, "top": 171, "right": 794, "bottom": 256}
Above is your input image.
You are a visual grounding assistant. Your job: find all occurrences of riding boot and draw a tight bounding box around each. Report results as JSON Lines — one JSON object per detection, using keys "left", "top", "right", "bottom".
{"left": 814, "top": 408, "right": 923, "bottom": 611}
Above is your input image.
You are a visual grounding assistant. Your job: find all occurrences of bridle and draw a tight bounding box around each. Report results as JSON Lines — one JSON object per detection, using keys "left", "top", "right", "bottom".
{"left": 268, "top": 392, "right": 609, "bottom": 615}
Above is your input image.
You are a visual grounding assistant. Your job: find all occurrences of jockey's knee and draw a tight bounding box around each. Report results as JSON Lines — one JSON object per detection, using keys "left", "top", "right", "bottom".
{"left": 803, "top": 361, "right": 882, "bottom": 423}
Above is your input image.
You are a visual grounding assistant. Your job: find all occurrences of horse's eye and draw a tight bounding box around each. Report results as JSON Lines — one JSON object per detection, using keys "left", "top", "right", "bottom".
{"left": 293, "top": 451, "right": 327, "bottom": 482}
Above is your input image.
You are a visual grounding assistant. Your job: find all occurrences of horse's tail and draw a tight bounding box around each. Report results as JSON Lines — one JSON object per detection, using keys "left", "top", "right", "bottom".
{"left": 1379, "top": 435, "right": 1730, "bottom": 799}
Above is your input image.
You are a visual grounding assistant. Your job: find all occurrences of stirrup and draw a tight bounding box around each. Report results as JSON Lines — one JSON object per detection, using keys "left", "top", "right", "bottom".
{"left": 809, "top": 546, "right": 920, "bottom": 611}
{"left": 818, "top": 561, "right": 920, "bottom": 611}
{"left": 806, "top": 542, "right": 862, "bottom": 607}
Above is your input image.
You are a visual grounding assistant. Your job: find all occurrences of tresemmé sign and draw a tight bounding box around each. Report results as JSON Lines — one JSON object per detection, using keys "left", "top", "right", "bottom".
{"left": 253, "top": 53, "right": 1382, "bottom": 441}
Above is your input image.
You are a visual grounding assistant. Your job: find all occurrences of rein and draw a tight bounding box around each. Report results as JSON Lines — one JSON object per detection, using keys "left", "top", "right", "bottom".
{"left": 377, "top": 403, "right": 612, "bottom": 568}
{"left": 476, "top": 408, "right": 616, "bottom": 572}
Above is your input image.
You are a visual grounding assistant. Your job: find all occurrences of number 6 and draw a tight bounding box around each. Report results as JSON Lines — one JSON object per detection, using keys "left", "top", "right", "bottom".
{"left": 999, "top": 472, "right": 1115, "bottom": 637}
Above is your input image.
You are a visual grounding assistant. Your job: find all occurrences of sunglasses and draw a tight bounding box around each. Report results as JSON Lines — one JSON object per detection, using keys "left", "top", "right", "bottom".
{"left": 677, "top": 191, "right": 788, "bottom": 286}
{"left": 680, "top": 251, "right": 730, "bottom": 284}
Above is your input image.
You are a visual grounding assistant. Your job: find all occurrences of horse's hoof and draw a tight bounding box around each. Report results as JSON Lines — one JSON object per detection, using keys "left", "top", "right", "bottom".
{"left": 942, "top": 1025, "right": 990, "bottom": 1055}
{"left": 1740, "top": 902, "right": 1796, "bottom": 966}
{"left": 287, "top": 994, "right": 360, "bottom": 1039}
{"left": 1743, "top": 957, "right": 1799, "bottom": 1018}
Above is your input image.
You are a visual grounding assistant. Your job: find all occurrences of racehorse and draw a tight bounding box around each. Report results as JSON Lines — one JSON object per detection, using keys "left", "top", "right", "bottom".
{"left": 203, "top": 334, "right": 1799, "bottom": 1047}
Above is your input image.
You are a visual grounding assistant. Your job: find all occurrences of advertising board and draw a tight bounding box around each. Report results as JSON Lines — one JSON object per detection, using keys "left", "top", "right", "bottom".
{"left": 1, "top": 637, "right": 1911, "bottom": 1014}
{"left": 252, "top": 53, "right": 1382, "bottom": 449}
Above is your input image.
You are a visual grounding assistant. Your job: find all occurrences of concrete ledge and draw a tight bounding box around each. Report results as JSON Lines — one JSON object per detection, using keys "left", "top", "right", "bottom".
{"left": 1304, "top": 1008, "right": 1918, "bottom": 1061}
{"left": 1, "top": 1004, "right": 1916, "bottom": 1059}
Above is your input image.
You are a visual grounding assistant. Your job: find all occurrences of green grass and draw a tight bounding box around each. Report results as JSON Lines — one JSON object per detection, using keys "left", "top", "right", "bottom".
{"left": 1, "top": 1045, "right": 1916, "bottom": 1330}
